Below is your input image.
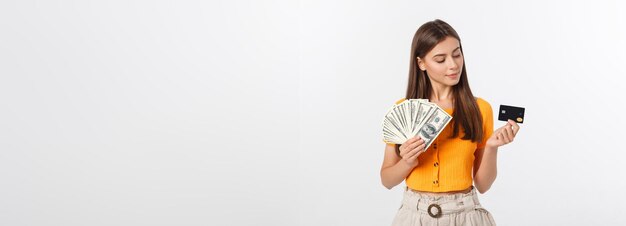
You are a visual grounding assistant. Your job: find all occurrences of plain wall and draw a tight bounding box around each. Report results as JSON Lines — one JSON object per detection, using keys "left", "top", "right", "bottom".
{"left": 1, "top": 0, "right": 625, "bottom": 225}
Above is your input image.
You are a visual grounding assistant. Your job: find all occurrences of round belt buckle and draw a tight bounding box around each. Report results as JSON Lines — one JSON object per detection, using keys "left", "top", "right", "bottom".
{"left": 427, "top": 203, "right": 442, "bottom": 218}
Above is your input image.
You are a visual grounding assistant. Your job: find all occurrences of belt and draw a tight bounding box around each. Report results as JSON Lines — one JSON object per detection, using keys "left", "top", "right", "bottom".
{"left": 401, "top": 191, "right": 483, "bottom": 218}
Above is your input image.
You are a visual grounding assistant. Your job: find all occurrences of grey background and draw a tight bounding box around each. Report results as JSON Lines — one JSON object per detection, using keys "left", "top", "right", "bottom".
{"left": 1, "top": 0, "right": 625, "bottom": 225}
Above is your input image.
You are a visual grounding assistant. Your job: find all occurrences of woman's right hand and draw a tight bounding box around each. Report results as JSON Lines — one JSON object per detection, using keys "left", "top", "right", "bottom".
{"left": 398, "top": 136, "right": 426, "bottom": 168}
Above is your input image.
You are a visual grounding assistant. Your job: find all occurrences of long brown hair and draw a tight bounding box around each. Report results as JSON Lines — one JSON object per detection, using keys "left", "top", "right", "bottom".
{"left": 406, "top": 19, "right": 483, "bottom": 142}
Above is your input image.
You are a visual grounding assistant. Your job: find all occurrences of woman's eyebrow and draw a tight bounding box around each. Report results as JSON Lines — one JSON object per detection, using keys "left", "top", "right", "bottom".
{"left": 432, "top": 47, "right": 461, "bottom": 58}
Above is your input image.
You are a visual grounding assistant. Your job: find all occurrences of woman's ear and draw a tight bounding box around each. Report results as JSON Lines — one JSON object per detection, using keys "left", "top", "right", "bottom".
{"left": 416, "top": 57, "right": 426, "bottom": 71}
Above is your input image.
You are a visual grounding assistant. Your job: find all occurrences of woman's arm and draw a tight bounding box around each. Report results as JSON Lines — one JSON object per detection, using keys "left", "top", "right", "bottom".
{"left": 473, "top": 146, "right": 498, "bottom": 194}
{"left": 473, "top": 119, "right": 520, "bottom": 193}
{"left": 380, "top": 137, "right": 425, "bottom": 189}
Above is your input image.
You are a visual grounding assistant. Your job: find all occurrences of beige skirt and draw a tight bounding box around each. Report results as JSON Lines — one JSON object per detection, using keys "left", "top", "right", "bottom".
{"left": 391, "top": 187, "right": 496, "bottom": 226}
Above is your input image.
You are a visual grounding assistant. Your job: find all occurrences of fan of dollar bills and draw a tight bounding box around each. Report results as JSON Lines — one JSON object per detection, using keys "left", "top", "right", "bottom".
{"left": 382, "top": 99, "right": 453, "bottom": 150}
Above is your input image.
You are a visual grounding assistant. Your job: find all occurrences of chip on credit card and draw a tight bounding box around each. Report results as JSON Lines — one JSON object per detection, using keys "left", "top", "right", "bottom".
{"left": 498, "top": 105, "right": 525, "bottom": 124}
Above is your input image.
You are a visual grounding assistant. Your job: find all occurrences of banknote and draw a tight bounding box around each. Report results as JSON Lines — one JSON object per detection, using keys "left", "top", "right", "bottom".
{"left": 416, "top": 108, "right": 452, "bottom": 150}
{"left": 382, "top": 99, "right": 452, "bottom": 149}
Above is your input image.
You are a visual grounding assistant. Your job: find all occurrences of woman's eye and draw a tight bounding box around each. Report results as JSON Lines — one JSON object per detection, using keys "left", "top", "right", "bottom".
{"left": 453, "top": 54, "right": 461, "bottom": 58}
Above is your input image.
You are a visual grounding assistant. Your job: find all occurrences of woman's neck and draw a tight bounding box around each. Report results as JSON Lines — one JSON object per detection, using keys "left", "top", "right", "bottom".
{"left": 430, "top": 82, "right": 453, "bottom": 102}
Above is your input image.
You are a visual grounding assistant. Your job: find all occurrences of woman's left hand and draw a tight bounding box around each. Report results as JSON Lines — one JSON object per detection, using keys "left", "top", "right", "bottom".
{"left": 486, "top": 119, "right": 520, "bottom": 149}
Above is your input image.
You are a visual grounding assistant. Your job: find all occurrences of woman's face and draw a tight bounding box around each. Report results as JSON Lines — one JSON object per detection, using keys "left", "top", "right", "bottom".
{"left": 417, "top": 36, "right": 464, "bottom": 87}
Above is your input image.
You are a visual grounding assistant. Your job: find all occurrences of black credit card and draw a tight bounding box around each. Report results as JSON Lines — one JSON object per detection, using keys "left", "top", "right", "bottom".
{"left": 498, "top": 105, "right": 525, "bottom": 124}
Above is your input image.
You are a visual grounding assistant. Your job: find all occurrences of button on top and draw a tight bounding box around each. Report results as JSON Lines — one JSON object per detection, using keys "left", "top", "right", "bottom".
{"left": 434, "top": 162, "right": 439, "bottom": 167}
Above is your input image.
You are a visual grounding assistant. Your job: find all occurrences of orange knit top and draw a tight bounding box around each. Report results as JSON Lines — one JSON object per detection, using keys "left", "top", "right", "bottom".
{"left": 386, "top": 97, "right": 494, "bottom": 192}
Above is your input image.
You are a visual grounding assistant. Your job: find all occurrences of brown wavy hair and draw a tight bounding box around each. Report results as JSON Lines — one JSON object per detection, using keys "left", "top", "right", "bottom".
{"left": 406, "top": 19, "right": 483, "bottom": 142}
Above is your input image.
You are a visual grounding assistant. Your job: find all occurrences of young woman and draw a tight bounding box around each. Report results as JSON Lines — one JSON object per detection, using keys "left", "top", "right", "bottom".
{"left": 380, "top": 19, "right": 520, "bottom": 226}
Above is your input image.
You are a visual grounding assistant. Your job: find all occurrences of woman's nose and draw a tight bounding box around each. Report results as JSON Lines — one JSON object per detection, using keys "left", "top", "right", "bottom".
{"left": 447, "top": 57, "right": 458, "bottom": 69}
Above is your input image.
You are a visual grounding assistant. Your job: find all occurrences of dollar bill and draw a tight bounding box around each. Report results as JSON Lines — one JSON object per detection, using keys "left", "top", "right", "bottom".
{"left": 416, "top": 108, "right": 452, "bottom": 150}
{"left": 382, "top": 99, "right": 452, "bottom": 148}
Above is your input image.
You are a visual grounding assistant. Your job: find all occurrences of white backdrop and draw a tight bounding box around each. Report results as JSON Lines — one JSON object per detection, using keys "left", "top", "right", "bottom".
{"left": 1, "top": 0, "right": 625, "bottom": 225}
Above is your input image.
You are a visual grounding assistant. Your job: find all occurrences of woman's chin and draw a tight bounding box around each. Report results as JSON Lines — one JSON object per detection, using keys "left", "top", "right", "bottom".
{"left": 445, "top": 80, "right": 460, "bottom": 86}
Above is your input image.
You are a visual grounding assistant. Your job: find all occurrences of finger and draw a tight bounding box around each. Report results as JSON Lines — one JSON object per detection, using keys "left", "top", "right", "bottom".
{"left": 405, "top": 137, "right": 418, "bottom": 146}
{"left": 403, "top": 137, "right": 417, "bottom": 146}
{"left": 507, "top": 120, "right": 520, "bottom": 134}
{"left": 406, "top": 137, "right": 420, "bottom": 147}
{"left": 404, "top": 148, "right": 420, "bottom": 159}
{"left": 401, "top": 140, "right": 412, "bottom": 148}
{"left": 405, "top": 140, "right": 422, "bottom": 153}
{"left": 413, "top": 137, "right": 425, "bottom": 145}
{"left": 511, "top": 122, "right": 520, "bottom": 135}
{"left": 399, "top": 144, "right": 408, "bottom": 155}
{"left": 399, "top": 145, "right": 408, "bottom": 156}
{"left": 504, "top": 126, "right": 514, "bottom": 141}
{"left": 416, "top": 149, "right": 426, "bottom": 156}
{"left": 406, "top": 143, "right": 425, "bottom": 159}
{"left": 501, "top": 130, "right": 512, "bottom": 143}
{"left": 406, "top": 148, "right": 419, "bottom": 159}
{"left": 410, "top": 150, "right": 426, "bottom": 161}
{"left": 415, "top": 143, "right": 426, "bottom": 152}
{"left": 409, "top": 146, "right": 426, "bottom": 159}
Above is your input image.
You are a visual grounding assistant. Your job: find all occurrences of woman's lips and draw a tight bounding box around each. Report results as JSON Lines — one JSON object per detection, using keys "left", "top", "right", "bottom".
{"left": 446, "top": 73, "right": 458, "bottom": 78}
